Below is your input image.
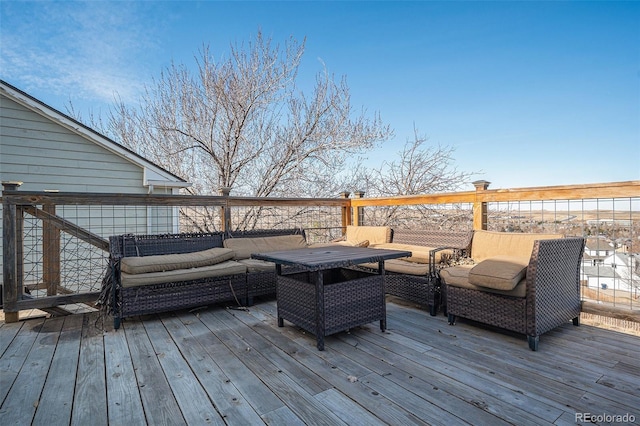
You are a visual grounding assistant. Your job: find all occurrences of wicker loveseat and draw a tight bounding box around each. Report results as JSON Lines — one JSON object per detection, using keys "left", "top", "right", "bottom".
{"left": 360, "top": 229, "right": 473, "bottom": 315}
{"left": 108, "top": 232, "right": 242, "bottom": 329}
{"left": 440, "top": 230, "right": 585, "bottom": 350}
{"left": 107, "top": 229, "right": 305, "bottom": 329}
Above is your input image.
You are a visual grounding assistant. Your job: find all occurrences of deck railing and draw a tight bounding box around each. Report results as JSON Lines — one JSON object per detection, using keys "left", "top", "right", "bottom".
{"left": 2, "top": 180, "right": 639, "bottom": 323}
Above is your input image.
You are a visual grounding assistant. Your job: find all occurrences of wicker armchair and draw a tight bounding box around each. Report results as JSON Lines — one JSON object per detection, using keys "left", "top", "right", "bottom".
{"left": 442, "top": 232, "right": 585, "bottom": 350}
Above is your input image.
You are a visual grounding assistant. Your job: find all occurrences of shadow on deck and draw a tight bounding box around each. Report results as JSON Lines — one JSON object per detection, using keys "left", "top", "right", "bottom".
{"left": 1, "top": 298, "right": 639, "bottom": 425}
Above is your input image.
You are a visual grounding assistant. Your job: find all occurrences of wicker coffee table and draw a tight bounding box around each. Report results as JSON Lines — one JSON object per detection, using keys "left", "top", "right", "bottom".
{"left": 252, "top": 246, "right": 411, "bottom": 350}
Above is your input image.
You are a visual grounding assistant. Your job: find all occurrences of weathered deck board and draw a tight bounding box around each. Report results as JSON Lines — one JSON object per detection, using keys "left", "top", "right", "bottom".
{"left": 1, "top": 299, "right": 639, "bottom": 425}
{"left": 0, "top": 318, "right": 44, "bottom": 404}
{"left": 340, "top": 326, "right": 559, "bottom": 425}
{"left": 237, "top": 305, "right": 425, "bottom": 425}
{"left": 161, "top": 314, "right": 266, "bottom": 425}
{"left": 32, "top": 314, "right": 83, "bottom": 425}
{"left": 200, "top": 309, "right": 345, "bottom": 426}
{"left": 143, "top": 318, "right": 226, "bottom": 425}
{"left": 103, "top": 320, "right": 146, "bottom": 426}
{"left": 1, "top": 316, "right": 63, "bottom": 425}
{"left": 72, "top": 314, "right": 107, "bottom": 426}
{"left": 125, "top": 320, "right": 187, "bottom": 425}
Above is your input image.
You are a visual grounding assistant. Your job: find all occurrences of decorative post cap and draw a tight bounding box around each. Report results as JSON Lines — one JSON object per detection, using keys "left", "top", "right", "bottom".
{"left": 2, "top": 181, "right": 23, "bottom": 191}
{"left": 218, "top": 187, "right": 231, "bottom": 196}
{"left": 472, "top": 180, "right": 491, "bottom": 191}
{"left": 353, "top": 190, "right": 365, "bottom": 198}
{"left": 339, "top": 191, "right": 351, "bottom": 198}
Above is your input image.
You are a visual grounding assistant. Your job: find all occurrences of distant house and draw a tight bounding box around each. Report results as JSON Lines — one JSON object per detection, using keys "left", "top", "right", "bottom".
{"left": 582, "top": 252, "right": 639, "bottom": 297}
{"left": 603, "top": 252, "right": 639, "bottom": 282}
{"left": 582, "top": 265, "right": 623, "bottom": 290}
{"left": 0, "top": 79, "right": 191, "bottom": 287}
{"left": 603, "top": 252, "right": 640, "bottom": 293}
{"left": 583, "top": 237, "right": 616, "bottom": 266}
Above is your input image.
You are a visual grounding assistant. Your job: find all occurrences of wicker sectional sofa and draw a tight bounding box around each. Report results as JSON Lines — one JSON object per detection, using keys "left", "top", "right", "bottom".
{"left": 440, "top": 230, "right": 585, "bottom": 350}
{"left": 107, "top": 229, "right": 305, "bottom": 329}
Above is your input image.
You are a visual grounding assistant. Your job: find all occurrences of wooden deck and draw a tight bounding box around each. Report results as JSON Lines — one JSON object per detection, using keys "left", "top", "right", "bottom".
{"left": 1, "top": 298, "right": 639, "bottom": 425}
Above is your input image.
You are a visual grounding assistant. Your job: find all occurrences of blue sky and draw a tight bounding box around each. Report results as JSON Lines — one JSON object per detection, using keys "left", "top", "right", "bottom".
{"left": 1, "top": 1, "right": 638, "bottom": 191}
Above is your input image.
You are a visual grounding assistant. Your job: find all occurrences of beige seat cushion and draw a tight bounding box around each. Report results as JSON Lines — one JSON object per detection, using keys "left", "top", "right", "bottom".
{"left": 440, "top": 265, "right": 527, "bottom": 298}
{"left": 371, "top": 243, "right": 452, "bottom": 264}
{"left": 439, "top": 264, "right": 474, "bottom": 287}
{"left": 309, "top": 240, "right": 369, "bottom": 248}
{"left": 360, "top": 259, "right": 430, "bottom": 275}
{"left": 223, "top": 234, "right": 307, "bottom": 259}
{"left": 120, "top": 247, "right": 235, "bottom": 274}
{"left": 237, "top": 258, "right": 276, "bottom": 273}
{"left": 120, "top": 260, "right": 247, "bottom": 287}
{"left": 337, "top": 239, "right": 369, "bottom": 247}
{"left": 470, "top": 230, "right": 562, "bottom": 262}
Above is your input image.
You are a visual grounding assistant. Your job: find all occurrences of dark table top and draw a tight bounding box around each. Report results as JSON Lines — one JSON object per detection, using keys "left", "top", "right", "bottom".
{"left": 251, "top": 245, "right": 411, "bottom": 271}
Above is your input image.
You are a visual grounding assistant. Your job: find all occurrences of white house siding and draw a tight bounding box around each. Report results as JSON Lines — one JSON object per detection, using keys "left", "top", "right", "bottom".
{"left": 1, "top": 89, "right": 187, "bottom": 289}
{"left": 603, "top": 253, "right": 638, "bottom": 280}
{"left": 1, "top": 96, "right": 149, "bottom": 193}
{"left": 583, "top": 266, "right": 627, "bottom": 290}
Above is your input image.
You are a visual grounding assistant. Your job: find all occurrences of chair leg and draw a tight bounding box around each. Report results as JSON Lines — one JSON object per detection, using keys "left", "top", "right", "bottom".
{"left": 528, "top": 335, "right": 539, "bottom": 351}
{"left": 428, "top": 304, "right": 437, "bottom": 316}
{"left": 448, "top": 313, "right": 456, "bottom": 325}
{"left": 572, "top": 316, "right": 580, "bottom": 326}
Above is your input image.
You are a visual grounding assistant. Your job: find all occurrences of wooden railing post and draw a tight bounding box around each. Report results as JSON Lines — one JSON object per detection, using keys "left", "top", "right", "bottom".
{"left": 43, "top": 203, "right": 61, "bottom": 296}
{"left": 219, "top": 187, "right": 232, "bottom": 232}
{"left": 2, "top": 181, "right": 22, "bottom": 322}
{"left": 353, "top": 190, "right": 365, "bottom": 226}
{"left": 472, "top": 180, "right": 491, "bottom": 230}
{"left": 16, "top": 205, "right": 24, "bottom": 300}
{"left": 339, "top": 191, "right": 351, "bottom": 232}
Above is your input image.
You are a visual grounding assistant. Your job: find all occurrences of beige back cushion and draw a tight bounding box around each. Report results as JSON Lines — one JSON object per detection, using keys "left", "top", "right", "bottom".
{"left": 470, "top": 230, "right": 563, "bottom": 262}
{"left": 345, "top": 226, "right": 392, "bottom": 245}
{"left": 120, "top": 247, "right": 235, "bottom": 274}
{"left": 371, "top": 242, "right": 452, "bottom": 264}
{"left": 223, "top": 234, "right": 307, "bottom": 259}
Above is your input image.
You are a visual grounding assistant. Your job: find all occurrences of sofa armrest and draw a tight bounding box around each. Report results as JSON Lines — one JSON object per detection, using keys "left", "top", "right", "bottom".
{"left": 526, "top": 237, "right": 585, "bottom": 336}
{"left": 429, "top": 246, "right": 472, "bottom": 278}
{"left": 429, "top": 247, "right": 452, "bottom": 278}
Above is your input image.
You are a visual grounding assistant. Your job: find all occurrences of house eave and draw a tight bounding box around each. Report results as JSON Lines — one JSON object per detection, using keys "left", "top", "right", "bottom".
{"left": 145, "top": 179, "right": 193, "bottom": 189}
{"left": 1, "top": 80, "right": 192, "bottom": 189}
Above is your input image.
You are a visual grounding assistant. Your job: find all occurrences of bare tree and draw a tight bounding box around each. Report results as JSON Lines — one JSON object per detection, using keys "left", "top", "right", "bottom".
{"left": 361, "top": 127, "right": 478, "bottom": 228}
{"left": 106, "top": 31, "right": 391, "bottom": 199}
{"left": 69, "top": 32, "right": 477, "bottom": 231}
{"left": 368, "top": 126, "right": 474, "bottom": 196}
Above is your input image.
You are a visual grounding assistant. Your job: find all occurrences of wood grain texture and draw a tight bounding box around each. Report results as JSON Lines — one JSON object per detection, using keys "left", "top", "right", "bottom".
{"left": 1, "top": 299, "right": 639, "bottom": 425}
